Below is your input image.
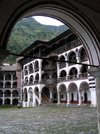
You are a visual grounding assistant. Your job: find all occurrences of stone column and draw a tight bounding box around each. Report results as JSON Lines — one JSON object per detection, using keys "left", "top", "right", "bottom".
{"left": 57, "top": 91, "right": 60, "bottom": 105}
{"left": 76, "top": 49, "right": 80, "bottom": 63}
{"left": 57, "top": 62, "right": 60, "bottom": 81}
{"left": 39, "top": 60, "right": 42, "bottom": 83}
{"left": 27, "top": 65, "right": 29, "bottom": 75}
{"left": 77, "top": 69, "right": 81, "bottom": 79}
{"left": 3, "top": 92, "right": 4, "bottom": 105}
{"left": 50, "top": 91, "right": 53, "bottom": 103}
{"left": 67, "top": 91, "right": 70, "bottom": 105}
{"left": 39, "top": 92, "right": 42, "bottom": 105}
{"left": 3, "top": 74, "right": 5, "bottom": 88}
{"left": 27, "top": 92, "right": 30, "bottom": 107}
{"left": 78, "top": 90, "right": 82, "bottom": 105}
{"left": 11, "top": 92, "right": 12, "bottom": 105}
{"left": 88, "top": 67, "right": 100, "bottom": 133}
{"left": 11, "top": 74, "right": 13, "bottom": 88}
{"left": 65, "top": 53, "right": 68, "bottom": 68}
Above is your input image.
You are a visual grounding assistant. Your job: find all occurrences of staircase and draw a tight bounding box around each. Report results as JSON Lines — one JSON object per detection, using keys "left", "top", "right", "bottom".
{"left": 42, "top": 93, "right": 49, "bottom": 103}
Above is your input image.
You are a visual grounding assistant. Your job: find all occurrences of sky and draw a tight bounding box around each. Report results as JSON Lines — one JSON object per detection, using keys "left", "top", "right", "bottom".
{"left": 33, "top": 16, "right": 64, "bottom": 26}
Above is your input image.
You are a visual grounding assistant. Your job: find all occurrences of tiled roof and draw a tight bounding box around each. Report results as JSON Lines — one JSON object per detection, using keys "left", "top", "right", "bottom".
{"left": 0, "top": 65, "right": 17, "bottom": 71}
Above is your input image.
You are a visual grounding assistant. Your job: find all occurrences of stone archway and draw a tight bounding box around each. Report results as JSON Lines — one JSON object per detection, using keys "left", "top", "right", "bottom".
{"left": 0, "top": 2, "right": 100, "bottom": 67}
{"left": 0, "top": 0, "right": 100, "bottom": 132}
{"left": 68, "top": 82, "right": 78, "bottom": 104}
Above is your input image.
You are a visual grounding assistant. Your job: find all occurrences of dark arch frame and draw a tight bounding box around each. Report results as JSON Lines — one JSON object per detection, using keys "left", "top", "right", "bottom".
{"left": 0, "top": 1, "right": 99, "bottom": 66}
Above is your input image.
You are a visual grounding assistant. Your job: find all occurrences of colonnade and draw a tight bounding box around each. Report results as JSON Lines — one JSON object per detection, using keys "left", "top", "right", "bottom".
{"left": 57, "top": 90, "right": 90, "bottom": 106}
{"left": 0, "top": 73, "right": 17, "bottom": 88}
{"left": 0, "top": 89, "right": 19, "bottom": 105}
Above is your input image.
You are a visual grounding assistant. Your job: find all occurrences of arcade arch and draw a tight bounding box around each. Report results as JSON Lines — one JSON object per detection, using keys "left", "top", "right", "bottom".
{"left": 12, "top": 90, "right": 18, "bottom": 97}
{"left": 41, "top": 86, "right": 50, "bottom": 103}
{"left": 79, "top": 47, "right": 88, "bottom": 62}
{"left": 68, "top": 82, "right": 78, "bottom": 104}
{"left": 5, "top": 90, "right": 11, "bottom": 97}
{"left": 29, "top": 75, "right": 34, "bottom": 84}
{"left": 13, "top": 82, "right": 17, "bottom": 88}
{"left": 69, "top": 67, "right": 78, "bottom": 80}
{"left": 59, "top": 55, "right": 66, "bottom": 69}
{"left": 60, "top": 70, "right": 67, "bottom": 81}
{"left": 59, "top": 84, "right": 67, "bottom": 103}
{"left": 68, "top": 51, "right": 77, "bottom": 66}
{"left": 12, "top": 98, "right": 18, "bottom": 105}
{"left": 5, "top": 98, "right": 10, "bottom": 105}
{"left": 79, "top": 82, "right": 90, "bottom": 104}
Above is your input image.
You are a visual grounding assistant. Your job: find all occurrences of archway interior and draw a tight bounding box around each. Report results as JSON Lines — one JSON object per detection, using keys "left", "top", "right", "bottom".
{"left": 5, "top": 3, "right": 100, "bottom": 66}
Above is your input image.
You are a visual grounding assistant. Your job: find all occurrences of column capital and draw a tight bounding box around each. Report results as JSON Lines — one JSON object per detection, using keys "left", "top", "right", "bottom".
{"left": 88, "top": 67, "right": 100, "bottom": 78}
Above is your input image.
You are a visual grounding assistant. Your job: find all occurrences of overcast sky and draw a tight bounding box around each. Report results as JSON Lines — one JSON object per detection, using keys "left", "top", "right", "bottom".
{"left": 33, "top": 16, "right": 64, "bottom": 26}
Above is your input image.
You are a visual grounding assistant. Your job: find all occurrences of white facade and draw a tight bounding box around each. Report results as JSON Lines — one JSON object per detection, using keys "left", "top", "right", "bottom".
{"left": 19, "top": 31, "right": 97, "bottom": 107}
{"left": 0, "top": 68, "right": 19, "bottom": 105}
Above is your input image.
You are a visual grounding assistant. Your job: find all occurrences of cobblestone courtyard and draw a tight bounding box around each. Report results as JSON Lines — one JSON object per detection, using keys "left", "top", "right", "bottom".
{"left": 0, "top": 106, "right": 98, "bottom": 134}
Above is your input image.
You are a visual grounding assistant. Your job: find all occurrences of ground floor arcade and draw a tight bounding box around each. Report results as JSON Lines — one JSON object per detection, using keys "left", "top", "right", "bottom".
{"left": 22, "top": 79, "right": 97, "bottom": 107}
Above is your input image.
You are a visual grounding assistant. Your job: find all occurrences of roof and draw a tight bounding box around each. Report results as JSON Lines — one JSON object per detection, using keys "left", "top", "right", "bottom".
{"left": 19, "top": 29, "right": 73, "bottom": 55}
{"left": 0, "top": 65, "right": 17, "bottom": 71}
{"left": 19, "top": 39, "right": 49, "bottom": 55}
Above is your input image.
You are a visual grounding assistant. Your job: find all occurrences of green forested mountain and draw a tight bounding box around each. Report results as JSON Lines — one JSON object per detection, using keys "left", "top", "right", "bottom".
{"left": 6, "top": 17, "right": 68, "bottom": 64}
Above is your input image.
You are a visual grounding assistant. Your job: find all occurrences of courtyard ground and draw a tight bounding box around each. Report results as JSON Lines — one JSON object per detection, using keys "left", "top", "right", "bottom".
{"left": 0, "top": 105, "right": 98, "bottom": 134}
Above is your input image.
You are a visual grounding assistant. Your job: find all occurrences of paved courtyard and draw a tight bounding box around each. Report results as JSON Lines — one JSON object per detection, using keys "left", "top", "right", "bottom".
{"left": 0, "top": 106, "right": 98, "bottom": 134}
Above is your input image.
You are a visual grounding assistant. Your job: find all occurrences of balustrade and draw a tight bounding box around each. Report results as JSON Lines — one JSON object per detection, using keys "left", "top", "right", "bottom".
{"left": 58, "top": 72, "right": 88, "bottom": 82}
{"left": 79, "top": 72, "right": 88, "bottom": 78}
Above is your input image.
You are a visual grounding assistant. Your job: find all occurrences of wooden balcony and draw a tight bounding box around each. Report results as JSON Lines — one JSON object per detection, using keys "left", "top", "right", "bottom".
{"left": 58, "top": 73, "right": 88, "bottom": 82}
{"left": 42, "top": 78, "right": 57, "bottom": 85}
